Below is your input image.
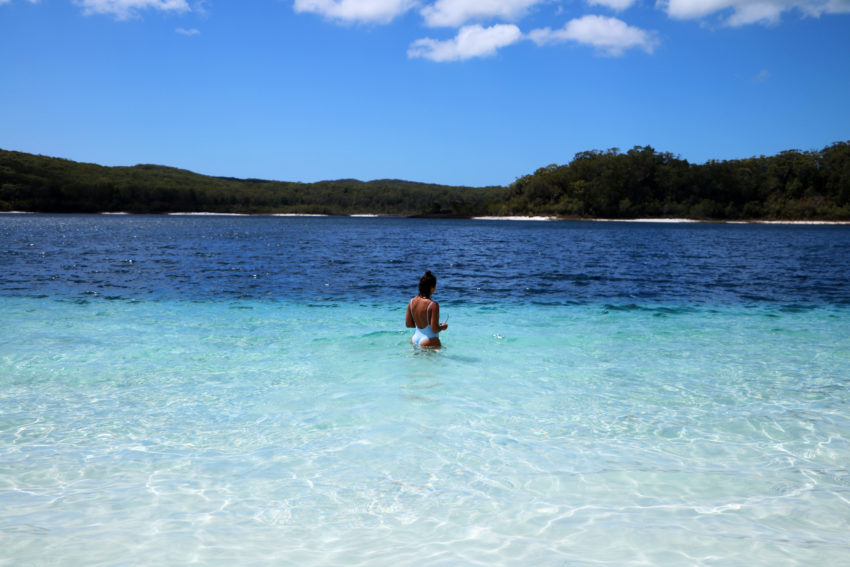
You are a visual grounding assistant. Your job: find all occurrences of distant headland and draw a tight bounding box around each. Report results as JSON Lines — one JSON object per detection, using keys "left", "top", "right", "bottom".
{"left": 1, "top": 143, "right": 848, "bottom": 221}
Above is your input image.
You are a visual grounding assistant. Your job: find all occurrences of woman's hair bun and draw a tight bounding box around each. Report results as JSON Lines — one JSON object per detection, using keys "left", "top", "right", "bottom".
{"left": 419, "top": 270, "right": 437, "bottom": 297}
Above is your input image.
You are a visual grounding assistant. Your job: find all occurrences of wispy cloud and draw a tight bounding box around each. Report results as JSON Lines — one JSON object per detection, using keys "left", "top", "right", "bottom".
{"left": 529, "top": 15, "right": 658, "bottom": 55}
{"left": 46, "top": 0, "right": 839, "bottom": 66}
{"left": 420, "top": 0, "right": 543, "bottom": 27}
{"left": 662, "top": 0, "right": 850, "bottom": 26}
{"left": 74, "top": 0, "right": 190, "bottom": 20}
{"left": 191, "top": 0, "right": 208, "bottom": 17}
{"left": 293, "top": 0, "right": 415, "bottom": 24}
{"left": 752, "top": 68, "right": 771, "bottom": 82}
{"left": 408, "top": 23, "right": 523, "bottom": 61}
{"left": 295, "top": 0, "right": 659, "bottom": 61}
{"left": 587, "top": 0, "right": 638, "bottom": 11}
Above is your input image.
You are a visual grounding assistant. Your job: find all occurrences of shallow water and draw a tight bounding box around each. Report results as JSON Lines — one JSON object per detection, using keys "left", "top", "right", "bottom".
{"left": 1, "top": 215, "right": 849, "bottom": 565}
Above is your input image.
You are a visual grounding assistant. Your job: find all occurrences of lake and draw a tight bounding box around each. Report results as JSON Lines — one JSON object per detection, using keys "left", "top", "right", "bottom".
{"left": 2, "top": 214, "right": 849, "bottom": 566}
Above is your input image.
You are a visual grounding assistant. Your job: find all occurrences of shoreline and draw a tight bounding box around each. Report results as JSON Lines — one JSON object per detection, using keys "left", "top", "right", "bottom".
{"left": 472, "top": 215, "right": 556, "bottom": 221}
{"left": 1, "top": 210, "right": 849, "bottom": 224}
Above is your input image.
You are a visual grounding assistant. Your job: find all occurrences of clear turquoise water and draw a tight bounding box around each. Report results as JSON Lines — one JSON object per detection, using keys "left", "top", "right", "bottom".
{"left": 2, "top": 297, "right": 849, "bottom": 565}
{"left": 2, "top": 215, "right": 850, "bottom": 565}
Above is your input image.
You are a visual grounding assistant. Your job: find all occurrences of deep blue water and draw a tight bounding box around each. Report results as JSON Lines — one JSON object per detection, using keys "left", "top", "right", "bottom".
{"left": 2, "top": 214, "right": 849, "bottom": 306}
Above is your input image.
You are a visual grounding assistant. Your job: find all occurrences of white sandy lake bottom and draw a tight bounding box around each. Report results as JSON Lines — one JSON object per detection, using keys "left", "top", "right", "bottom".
{"left": 1, "top": 297, "right": 849, "bottom": 566}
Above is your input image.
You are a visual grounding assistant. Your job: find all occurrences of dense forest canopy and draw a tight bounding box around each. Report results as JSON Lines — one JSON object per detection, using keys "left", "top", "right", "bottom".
{"left": 1, "top": 143, "right": 849, "bottom": 219}
{"left": 0, "top": 150, "right": 505, "bottom": 217}
{"left": 502, "top": 143, "right": 850, "bottom": 220}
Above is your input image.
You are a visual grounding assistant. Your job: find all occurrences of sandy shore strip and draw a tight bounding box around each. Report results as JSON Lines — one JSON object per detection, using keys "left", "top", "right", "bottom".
{"left": 472, "top": 216, "right": 698, "bottom": 222}
{"left": 486, "top": 216, "right": 850, "bottom": 225}
{"left": 472, "top": 215, "right": 557, "bottom": 221}
{"left": 594, "top": 218, "right": 850, "bottom": 224}
{"left": 592, "top": 218, "right": 699, "bottom": 223}
{"left": 752, "top": 220, "right": 850, "bottom": 225}
{"left": 3, "top": 211, "right": 849, "bottom": 224}
{"left": 167, "top": 212, "right": 250, "bottom": 216}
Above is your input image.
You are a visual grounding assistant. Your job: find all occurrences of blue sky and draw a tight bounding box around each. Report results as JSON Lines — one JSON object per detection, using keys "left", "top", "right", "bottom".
{"left": 1, "top": 0, "right": 848, "bottom": 186}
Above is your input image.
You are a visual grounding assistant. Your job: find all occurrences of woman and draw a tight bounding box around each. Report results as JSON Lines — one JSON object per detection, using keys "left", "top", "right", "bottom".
{"left": 406, "top": 270, "right": 448, "bottom": 348}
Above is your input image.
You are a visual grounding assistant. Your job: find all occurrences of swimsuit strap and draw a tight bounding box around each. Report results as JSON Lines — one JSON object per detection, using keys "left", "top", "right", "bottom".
{"left": 424, "top": 300, "right": 435, "bottom": 329}
{"left": 410, "top": 297, "right": 434, "bottom": 329}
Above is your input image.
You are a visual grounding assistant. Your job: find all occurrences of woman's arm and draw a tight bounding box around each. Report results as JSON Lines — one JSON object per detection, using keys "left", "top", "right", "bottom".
{"left": 430, "top": 302, "right": 447, "bottom": 333}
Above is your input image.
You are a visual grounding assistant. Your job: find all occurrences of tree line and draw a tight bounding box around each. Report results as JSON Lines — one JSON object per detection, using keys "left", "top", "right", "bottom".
{"left": 500, "top": 142, "right": 850, "bottom": 220}
{"left": 1, "top": 143, "right": 849, "bottom": 220}
{"left": 0, "top": 151, "right": 505, "bottom": 217}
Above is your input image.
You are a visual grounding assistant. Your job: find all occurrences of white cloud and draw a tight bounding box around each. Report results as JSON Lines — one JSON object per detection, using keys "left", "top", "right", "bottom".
{"left": 727, "top": 1, "right": 786, "bottom": 24}
{"left": 408, "top": 23, "right": 523, "bottom": 61}
{"left": 74, "top": 0, "right": 190, "bottom": 19}
{"left": 421, "top": 0, "right": 543, "bottom": 27}
{"left": 176, "top": 26, "right": 199, "bottom": 35}
{"left": 663, "top": 0, "right": 750, "bottom": 20}
{"left": 588, "top": 0, "right": 638, "bottom": 10}
{"left": 529, "top": 15, "right": 657, "bottom": 55}
{"left": 662, "top": 0, "right": 850, "bottom": 25}
{"left": 293, "top": 0, "right": 415, "bottom": 24}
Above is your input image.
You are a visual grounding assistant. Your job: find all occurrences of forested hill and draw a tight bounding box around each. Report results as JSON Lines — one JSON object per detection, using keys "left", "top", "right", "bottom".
{"left": 2, "top": 143, "right": 849, "bottom": 219}
{"left": 503, "top": 142, "right": 850, "bottom": 220}
{"left": 0, "top": 150, "right": 506, "bottom": 217}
